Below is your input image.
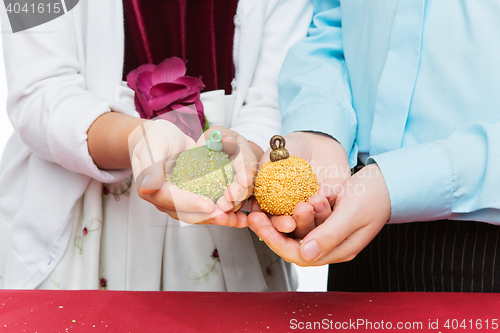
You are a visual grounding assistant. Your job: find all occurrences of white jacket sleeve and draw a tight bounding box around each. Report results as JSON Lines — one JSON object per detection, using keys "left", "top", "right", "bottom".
{"left": 1, "top": 4, "right": 132, "bottom": 183}
{"left": 231, "top": 0, "right": 313, "bottom": 152}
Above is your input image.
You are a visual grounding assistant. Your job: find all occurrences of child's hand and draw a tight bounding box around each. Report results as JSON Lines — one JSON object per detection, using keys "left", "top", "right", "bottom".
{"left": 196, "top": 126, "right": 261, "bottom": 226}
{"left": 129, "top": 121, "right": 256, "bottom": 227}
{"left": 129, "top": 119, "right": 223, "bottom": 223}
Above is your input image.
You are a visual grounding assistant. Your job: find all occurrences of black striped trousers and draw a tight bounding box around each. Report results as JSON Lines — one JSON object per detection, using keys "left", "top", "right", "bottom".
{"left": 328, "top": 220, "right": 500, "bottom": 292}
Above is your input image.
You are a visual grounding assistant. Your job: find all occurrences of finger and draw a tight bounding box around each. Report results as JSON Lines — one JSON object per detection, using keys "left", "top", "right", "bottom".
{"left": 232, "top": 201, "right": 245, "bottom": 213}
{"left": 235, "top": 211, "right": 249, "bottom": 228}
{"left": 317, "top": 183, "right": 341, "bottom": 207}
{"left": 251, "top": 197, "right": 263, "bottom": 213}
{"left": 230, "top": 141, "right": 258, "bottom": 188}
{"left": 145, "top": 182, "right": 215, "bottom": 213}
{"left": 222, "top": 183, "right": 243, "bottom": 206}
{"left": 225, "top": 210, "right": 238, "bottom": 227}
{"left": 298, "top": 205, "right": 359, "bottom": 263}
{"left": 221, "top": 136, "right": 239, "bottom": 156}
{"left": 136, "top": 123, "right": 168, "bottom": 192}
{"left": 270, "top": 215, "right": 296, "bottom": 234}
{"left": 160, "top": 206, "right": 228, "bottom": 225}
{"left": 132, "top": 143, "right": 169, "bottom": 195}
{"left": 300, "top": 164, "right": 391, "bottom": 263}
{"left": 216, "top": 192, "right": 244, "bottom": 213}
{"left": 217, "top": 183, "right": 252, "bottom": 212}
{"left": 162, "top": 204, "right": 246, "bottom": 227}
{"left": 224, "top": 182, "right": 247, "bottom": 203}
{"left": 130, "top": 141, "right": 164, "bottom": 194}
{"left": 250, "top": 149, "right": 272, "bottom": 213}
{"left": 138, "top": 159, "right": 166, "bottom": 195}
{"left": 130, "top": 143, "right": 143, "bottom": 181}
{"left": 317, "top": 225, "right": 377, "bottom": 263}
{"left": 291, "top": 202, "right": 316, "bottom": 239}
{"left": 308, "top": 194, "right": 332, "bottom": 226}
{"left": 210, "top": 211, "right": 233, "bottom": 226}
{"left": 216, "top": 195, "right": 236, "bottom": 213}
{"left": 258, "top": 148, "right": 271, "bottom": 171}
{"left": 248, "top": 212, "right": 303, "bottom": 264}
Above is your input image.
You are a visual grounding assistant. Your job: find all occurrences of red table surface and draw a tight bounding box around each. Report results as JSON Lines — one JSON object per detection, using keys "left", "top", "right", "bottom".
{"left": 1, "top": 290, "right": 500, "bottom": 332}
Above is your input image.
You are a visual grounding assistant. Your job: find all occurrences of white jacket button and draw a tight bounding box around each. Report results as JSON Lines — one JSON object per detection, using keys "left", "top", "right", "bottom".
{"left": 231, "top": 79, "right": 237, "bottom": 91}
{"left": 233, "top": 15, "right": 242, "bottom": 27}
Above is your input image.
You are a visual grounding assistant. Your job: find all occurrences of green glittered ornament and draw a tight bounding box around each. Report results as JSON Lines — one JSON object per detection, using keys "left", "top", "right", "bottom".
{"left": 171, "top": 130, "right": 234, "bottom": 201}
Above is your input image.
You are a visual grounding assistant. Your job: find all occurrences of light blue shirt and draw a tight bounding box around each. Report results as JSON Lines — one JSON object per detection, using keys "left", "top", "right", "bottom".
{"left": 279, "top": 0, "right": 500, "bottom": 224}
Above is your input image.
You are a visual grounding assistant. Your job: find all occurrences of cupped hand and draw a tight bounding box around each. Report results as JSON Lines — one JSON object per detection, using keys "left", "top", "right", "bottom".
{"left": 129, "top": 120, "right": 230, "bottom": 225}
{"left": 249, "top": 163, "right": 391, "bottom": 266}
{"left": 129, "top": 121, "right": 256, "bottom": 227}
{"left": 251, "top": 131, "right": 351, "bottom": 238}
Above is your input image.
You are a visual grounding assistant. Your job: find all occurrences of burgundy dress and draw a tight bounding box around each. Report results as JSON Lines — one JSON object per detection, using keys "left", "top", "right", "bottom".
{"left": 122, "top": 0, "right": 239, "bottom": 94}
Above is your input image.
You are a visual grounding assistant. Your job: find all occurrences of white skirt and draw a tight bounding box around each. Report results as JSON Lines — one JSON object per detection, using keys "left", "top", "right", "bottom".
{"left": 38, "top": 176, "right": 296, "bottom": 291}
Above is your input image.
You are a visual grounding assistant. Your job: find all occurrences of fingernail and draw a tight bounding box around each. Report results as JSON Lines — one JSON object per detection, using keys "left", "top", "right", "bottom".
{"left": 199, "top": 199, "right": 214, "bottom": 213}
{"left": 228, "top": 187, "right": 241, "bottom": 201}
{"left": 210, "top": 218, "right": 221, "bottom": 226}
{"left": 141, "top": 175, "right": 150, "bottom": 189}
{"left": 302, "top": 240, "right": 321, "bottom": 262}
{"left": 314, "top": 203, "right": 325, "bottom": 214}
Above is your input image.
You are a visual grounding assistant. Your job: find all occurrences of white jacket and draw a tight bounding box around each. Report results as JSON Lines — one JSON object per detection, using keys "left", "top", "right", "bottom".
{"left": 0, "top": 0, "right": 312, "bottom": 288}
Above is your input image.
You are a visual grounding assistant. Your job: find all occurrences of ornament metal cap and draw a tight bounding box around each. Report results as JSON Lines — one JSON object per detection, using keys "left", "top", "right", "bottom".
{"left": 269, "top": 135, "right": 290, "bottom": 162}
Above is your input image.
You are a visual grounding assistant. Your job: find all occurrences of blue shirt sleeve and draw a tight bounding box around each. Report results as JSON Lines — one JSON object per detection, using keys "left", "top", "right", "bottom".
{"left": 278, "top": 0, "right": 358, "bottom": 167}
{"left": 369, "top": 121, "right": 500, "bottom": 224}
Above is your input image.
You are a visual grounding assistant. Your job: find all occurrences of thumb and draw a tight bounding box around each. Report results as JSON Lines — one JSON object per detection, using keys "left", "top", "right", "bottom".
{"left": 137, "top": 159, "right": 166, "bottom": 195}
{"left": 298, "top": 201, "right": 356, "bottom": 262}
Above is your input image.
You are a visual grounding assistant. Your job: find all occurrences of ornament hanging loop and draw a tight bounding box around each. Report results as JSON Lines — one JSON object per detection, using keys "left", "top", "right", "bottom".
{"left": 270, "top": 135, "right": 290, "bottom": 162}
{"left": 205, "top": 129, "right": 223, "bottom": 151}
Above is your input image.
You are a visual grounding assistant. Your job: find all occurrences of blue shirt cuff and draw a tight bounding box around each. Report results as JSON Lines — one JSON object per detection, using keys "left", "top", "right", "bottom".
{"left": 368, "top": 142, "right": 453, "bottom": 223}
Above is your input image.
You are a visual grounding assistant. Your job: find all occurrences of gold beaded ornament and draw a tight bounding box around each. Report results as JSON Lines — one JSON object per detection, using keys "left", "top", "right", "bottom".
{"left": 254, "top": 135, "right": 319, "bottom": 215}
